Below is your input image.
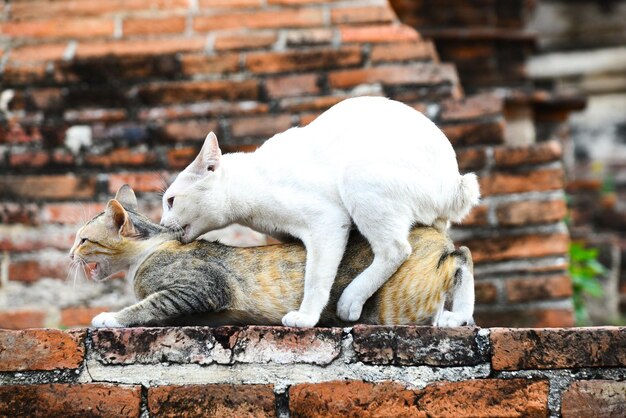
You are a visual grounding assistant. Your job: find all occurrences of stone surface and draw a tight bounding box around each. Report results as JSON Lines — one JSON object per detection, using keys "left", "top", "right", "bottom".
{"left": 0, "top": 329, "right": 86, "bottom": 371}
{"left": 491, "top": 327, "right": 626, "bottom": 370}
{"left": 561, "top": 380, "right": 626, "bottom": 418}
{"left": 149, "top": 384, "right": 276, "bottom": 417}
{"left": 352, "top": 325, "right": 487, "bottom": 366}
{"left": 0, "top": 384, "right": 141, "bottom": 417}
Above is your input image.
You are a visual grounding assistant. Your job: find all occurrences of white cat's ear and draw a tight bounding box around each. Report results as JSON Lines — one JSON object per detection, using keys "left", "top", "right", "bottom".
{"left": 104, "top": 199, "right": 135, "bottom": 237}
{"left": 114, "top": 184, "right": 138, "bottom": 211}
{"left": 190, "top": 131, "right": 221, "bottom": 175}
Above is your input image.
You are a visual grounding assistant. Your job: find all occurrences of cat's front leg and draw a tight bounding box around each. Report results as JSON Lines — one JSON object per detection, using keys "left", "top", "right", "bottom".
{"left": 92, "top": 312, "right": 124, "bottom": 328}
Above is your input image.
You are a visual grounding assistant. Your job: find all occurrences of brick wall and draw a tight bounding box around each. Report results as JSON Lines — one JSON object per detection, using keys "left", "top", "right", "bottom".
{"left": 0, "top": 0, "right": 574, "bottom": 327}
{"left": 1, "top": 325, "right": 625, "bottom": 416}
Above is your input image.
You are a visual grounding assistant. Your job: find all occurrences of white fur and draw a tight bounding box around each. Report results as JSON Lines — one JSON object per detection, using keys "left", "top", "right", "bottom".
{"left": 433, "top": 265, "right": 475, "bottom": 327}
{"left": 161, "top": 97, "right": 480, "bottom": 327}
{"left": 92, "top": 312, "right": 123, "bottom": 328}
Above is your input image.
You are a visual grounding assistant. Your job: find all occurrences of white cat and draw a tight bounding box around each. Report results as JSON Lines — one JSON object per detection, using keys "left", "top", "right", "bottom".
{"left": 160, "top": 96, "right": 480, "bottom": 327}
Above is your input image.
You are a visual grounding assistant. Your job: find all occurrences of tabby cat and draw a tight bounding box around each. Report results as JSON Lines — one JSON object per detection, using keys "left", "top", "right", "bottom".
{"left": 69, "top": 185, "right": 475, "bottom": 327}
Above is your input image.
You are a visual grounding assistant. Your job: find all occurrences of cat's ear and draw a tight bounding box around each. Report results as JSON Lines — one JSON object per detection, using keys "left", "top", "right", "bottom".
{"left": 190, "top": 131, "right": 221, "bottom": 175}
{"left": 114, "top": 184, "right": 138, "bottom": 211}
{"left": 104, "top": 199, "right": 136, "bottom": 237}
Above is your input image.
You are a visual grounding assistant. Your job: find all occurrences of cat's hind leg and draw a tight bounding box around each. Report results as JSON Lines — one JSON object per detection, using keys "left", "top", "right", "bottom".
{"left": 436, "top": 246, "right": 475, "bottom": 327}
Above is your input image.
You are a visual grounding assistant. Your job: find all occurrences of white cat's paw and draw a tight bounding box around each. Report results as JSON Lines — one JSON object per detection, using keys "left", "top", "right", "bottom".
{"left": 91, "top": 312, "right": 123, "bottom": 328}
{"left": 336, "top": 292, "right": 365, "bottom": 322}
{"left": 436, "top": 311, "right": 473, "bottom": 327}
{"left": 281, "top": 311, "right": 319, "bottom": 328}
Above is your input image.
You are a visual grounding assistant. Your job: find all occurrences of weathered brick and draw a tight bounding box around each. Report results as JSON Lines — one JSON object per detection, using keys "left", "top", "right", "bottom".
{"left": 0, "top": 203, "right": 40, "bottom": 225}
{"left": 215, "top": 32, "right": 278, "bottom": 51}
{"left": 0, "top": 329, "right": 86, "bottom": 371}
{"left": 459, "top": 233, "right": 569, "bottom": 264}
{"left": 231, "top": 114, "right": 293, "bottom": 139}
{"left": 65, "top": 108, "right": 127, "bottom": 124}
{"left": 491, "top": 327, "right": 626, "bottom": 370}
{"left": 9, "top": 150, "right": 50, "bottom": 168}
{"left": 494, "top": 140, "right": 563, "bottom": 167}
{"left": 331, "top": 6, "right": 395, "bottom": 25}
{"left": 139, "top": 100, "right": 269, "bottom": 121}
{"left": 458, "top": 204, "right": 489, "bottom": 227}
{"left": 85, "top": 148, "right": 158, "bottom": 168}
{"left": 0, "top": 224, "right": 75, "bottom": 252}
{"left": 475, "top": 308, "right": 575, "bottom": 328}
{"left": 328, "top": 63, "right": 456, "bottom": 89}
{"left": 200, "top": 0, "right": 261, "bottom": 7}
{"left": 2, "top": 18, "right": 114, "bottom": 39}
{"left": 123, "top": 16, "right": 186, "bottom": 36}
{"left": 9, "top": 43, "right": 68, "bottom": 62}
{"left": 1, "top": 62, "right": 49, "bottom": 84}
{"left": 479, "top": 168, "right": 565, "bottom": 196}
{"left": 418, "top": 379, "right": 549, "bottom": 417}
{"left": 440, "top": 93, "right": 503, "bottom": 121}
{"left": 180, "top": 53, "right": 240, "bottom": 75}
{"left": 265, "top": 74, "right": 320, "bottom": 99}
{"left": 370, "top": 41, "right": 436, "bottom": 63}
{"left": 167, "top": 147, "right": 197, "bottom": 169}
{"left": 0, "top": 174, "right": 96, "bottom": 200}
{"left": 290, "top": 381, "right": 424, "bottom": 418}
{"left": 138, "top": 79, "right": 259, "bottom": 105}
{"left": 149, "top": 384, "right": 276, "bottom": 417}
{"left": 194, "top": 8, "right": 324, "bottom": 32}
{"left": 0, "top": 384, "right": 141, "bottom": 418}
{"left": 561, "top": 380, "right": 626, "bottom": 418}
{"left": 457, "top": 148, "right": 486, "bottom": 171}
{"left": 160, "top": 119, "right": 219, "bottom": 142}
{"left": 60, "top": 306, "right": 110, "bottom": 327}
{"left": 475, "top": 282, "right": 498, "bottom": 304}
{"left": 285, "top": 28, "right": 335, "bottom": 47}
{"left": 496, "top": 199, "right": 567, "bottom": 226}
{"left": 11, "top": 0, "right": 189, "bottom": 20}
{"left": 108, "top": 172, "right": 168, "bottom": 194}
{"left": 246, "top": 46, "right": 362, "bottom": 74}
{"left": 41, "top": 202, "right": 106, "bottom": 224}
{"left": 75, "top": 37, "right": 206, "bottom": 59}
{"left": 506, "top": 275, "right": 573, "bottom": 303}
{"left": 0, "top": 310, "right": 46, "bottom": 329}
{"left": 352, "top": 325, "right": 486, "bottom": 366}
{"left": 279, "top": 95, "right": 345, "bottom": 113}
{"left": 442, "top": 118, "right": 506, "bottom": 146}
{"left": 340, "top": 24, "right": 419, "bottom": 43}
{"left": 9, "top": 258, "right": 69, "bottom": 282}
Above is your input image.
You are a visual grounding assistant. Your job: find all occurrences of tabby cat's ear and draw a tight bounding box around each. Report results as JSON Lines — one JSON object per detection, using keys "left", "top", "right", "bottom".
{"left": 190, "top": 131, "right": 221, "bottom": 175}
{"left": 104, "top": 199, "right": 136, "bottom": 237}
{"left": 114, "top": 184, "right": 138, "bottom": 211}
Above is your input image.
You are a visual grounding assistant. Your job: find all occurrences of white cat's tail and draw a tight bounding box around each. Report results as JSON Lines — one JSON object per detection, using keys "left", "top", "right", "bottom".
{"left": 449, "top": 173, "right": 480, "bottom": 223}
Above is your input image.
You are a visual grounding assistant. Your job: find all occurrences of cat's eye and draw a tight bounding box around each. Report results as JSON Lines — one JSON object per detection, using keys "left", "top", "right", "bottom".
{"left": 79, "top": 238, "right": 87, "bottom": 245}
{"left": 167, "top": 196, "right": 175, "bottom": 209}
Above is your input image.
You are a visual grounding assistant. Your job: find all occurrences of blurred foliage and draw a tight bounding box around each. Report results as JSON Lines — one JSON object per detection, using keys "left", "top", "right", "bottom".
{"left": 569, "top": 242, "right": 607, "bottom": 325}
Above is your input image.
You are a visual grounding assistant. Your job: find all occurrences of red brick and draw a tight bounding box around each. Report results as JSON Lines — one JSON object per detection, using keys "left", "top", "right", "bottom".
{"left": 231, "top": 114, "right": 293, "bottom": 138}
{"left": 0, "top": 384, "right": 141, "bottom": 417}
{"left": 64, "top": 108, "right": 127, "bottom": 124}
{"left": 11, "top": 0, "right": 189, "bottom": 19}
{"left": 497, "top": 199, "right": 567, "bottom": 226}
{"left": 279, "top": 95, "right": 345, "bottom": 113}
{"left": 442, "top": 119, "right": 506, "bottom": 146}
{"left": 0, "top": 329, "right": 86, "bottom": 371}
{"left": 479, "top": 168, "right": 565, "bottom": 196}
{"left": 494, "top": 140, "right": 563, "bottom": 167}
{"left": 9, "top": 150, "right": 50, "bottom": 168}
{"left": 370, "top": 41, "right": 436, "bottom": 63}
{"left": 458, "top": 204, "right": 489, "bottom": 227}
{"left": 506, "top": 275, "right": 573, "bottom": 303}
{"left": 562, "top": 381, "right": 626, "bottom": 418}
{"left": 0, "top": 174, "right": 96, "bottom": 200}
{"left": 328, "top": 63, "right": 456, "bottom": 89}
{"left": 9, "top": 258, "right": 68, "bottom": 282}
{"left": 214, "top": 32, "right": 278, "bottom": 51}
{"left": 41, "top": 202, "right": 106, "bottom": 224}
{"left": 491, "top": 327, "right": 626, "bottom": 370}
{"left": 85, "top": 148, "right": 158, "bottom": 168}
{"left": 199, "top": 0, "right": 262, "bottom": 7}
{"left": 149, "top": 384, "right": 275, "bottom": 417}
{"left": 194, "top": 8, "right": 324, "bottom": 32}
{"left": 0, "top": 203, "right": 40, "bottom": 225}
{"left": 418, "top": 379, "right": 549, "bottom": 417}
{"left": 265, "top": 74, "right": 320, "bottom": 99}
{"left": 180, "top": 53, "right": 240, "bottom": 75}
{"left": 340, "top": 24, "right": 420, "bottom": 43}
{"left": 75, "top": 37, "right": 206, "bottom": 58}
{"left": 161, "top": 119, "right": 219, "bottom": 142}
{"left": 475, "top": 308, "right": 575, "bottom": 328}
{"left": 440, "top": 93, "right": 503, "bottom": 121}
{"left": 331, "top": 6, "right": 395, "bottom": 25}
{"left": 246, "top": 46, "right": 362, "bottom": 74}
{"left": 60, "top": 306, "right": 109, "bottom": 327}
{"left": 9, "top": 43, "right": 68, "bottom": 62}
{"left": 0, "top": 310, "right": 46, "bottom": 329}
{"left": 139, "top": 100, "right": 269, "bottom": 121}
{"left": 289, "top": 381, "right": 424, "bottom": 417}
{"left": 460, "top": 233, "right": 569, "bottom": 264}
{"left": 167, "top": 147, "right": 198, "bottom": 169}
{"left": 0, "top": 224, "right": 76, "bottom": 252}
{"left": 138, "top": 79, "right": 259, "bottom": 105}
{"left": 1, "top": 63, "right": 48, "bottom": 84}
{"left": 457, "top": 148, "right": 486, "bottom": 171}
{"left": 475, "top": 282, "right": 498, "bottom": 304}
{"left": 123, "top": 16, "right": 186, "bottom": 36}
{"left": 267, "top": 0, "right": 333, "bottom": 4}
{"left": 566, "top": 178, "right": 602, "bottom": 193}
{"left": 285, "top": 28, "right": 335, "bottom": 47}
{"left": 108, "top": 172, "right": 168, "bottom": 194}
{"left": 2, "top": 18, "right": 114, "bottom": 39}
